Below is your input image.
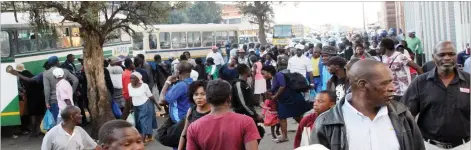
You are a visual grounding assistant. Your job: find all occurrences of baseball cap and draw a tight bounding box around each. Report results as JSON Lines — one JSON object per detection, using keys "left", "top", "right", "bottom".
{"left": 16, "top": 64, "right": 25, "bottom": 72}
{"left": 295, "top": 44, "right": 305, "bottom": 50}
{"left": 52, "top": 68, "right": 64, "bottom": 78}
{"left": 249, "top": 48, "right": 255, "bottom": 52}
{"left": 408, "top": 30, "right": 416, "bottom": 34}
{"left": 326, "top": 56, "right": 347, "bottom": 67}
{"left": 47, "top": 56, "right": 59, "bottom": 65}
{"left": 211, "top": 46, "right": 218, "bottom": 50}
{"left": 321, "top": 46, "right": 337, "bottom": 55}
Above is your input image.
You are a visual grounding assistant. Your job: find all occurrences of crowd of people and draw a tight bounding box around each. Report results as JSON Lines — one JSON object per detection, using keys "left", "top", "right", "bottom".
{"left": 8, "top": 29, "right": 471, "bottom": 150}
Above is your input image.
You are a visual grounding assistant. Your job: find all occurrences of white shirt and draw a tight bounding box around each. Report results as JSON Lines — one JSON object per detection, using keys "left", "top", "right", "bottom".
{"left": 128, "top": 83, "right": 152, "bottom": 106}
{"left": 206, "top": 51, "right": 225, "bottom": 66}
{"left": 41, "top": 125, "right": 97, "bottom": 150}
{"left": 107, "top": 66, "right": 123, "bottom": 89}
{"left": 342, "top": 97, "right": 400, "bottom": 150}
{"left": 190, "top": 70, "right": 199, "bottom": 81}
{"left": 287, "top": 55, "right": 313, "bottom": 78}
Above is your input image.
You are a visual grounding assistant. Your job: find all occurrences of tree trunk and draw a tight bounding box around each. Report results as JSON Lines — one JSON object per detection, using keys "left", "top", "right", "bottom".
{"left": 257, "top": 16, "right": 267, "bottom": 46}
{"left": 82, "top": 30, "right": 114, "bottom": 138}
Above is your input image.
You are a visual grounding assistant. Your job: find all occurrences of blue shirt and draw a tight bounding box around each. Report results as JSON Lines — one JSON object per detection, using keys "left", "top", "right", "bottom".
{"left": 165, "top": 77, "right": 193, "bottom": 122}
{"left": 318, "top": 60, "right": 332, "bottom": 91}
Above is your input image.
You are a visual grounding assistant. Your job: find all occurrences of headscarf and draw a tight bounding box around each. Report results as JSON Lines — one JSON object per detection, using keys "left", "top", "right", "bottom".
{"left": 131, "top": 72, "right": 143, "bottom": 83}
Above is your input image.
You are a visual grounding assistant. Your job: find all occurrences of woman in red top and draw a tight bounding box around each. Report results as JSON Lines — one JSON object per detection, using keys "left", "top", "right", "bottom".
{"left": 294, "top": 91, "right": 337, "bottom": 149}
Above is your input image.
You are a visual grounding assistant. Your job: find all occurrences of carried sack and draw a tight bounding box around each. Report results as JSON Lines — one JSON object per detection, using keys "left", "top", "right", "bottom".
{"left": 126, "top": 112, "right": 135, "bottom": 126}
{"left": 282, "top": 71, "right": 309, "bottom": 93}
{"left": 41, "top": 110, "right": 56, "bottom": 133}
{"left": 157, "top": 118, "right": 186, "bottom": 147}
{"left": 112, "top": 100, "right": 122, "bottom": 119}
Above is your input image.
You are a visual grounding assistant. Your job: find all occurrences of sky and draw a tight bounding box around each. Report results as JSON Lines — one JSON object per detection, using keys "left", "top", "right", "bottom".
{"left": 272, "top": 2, "right": 382, "bottom": 28}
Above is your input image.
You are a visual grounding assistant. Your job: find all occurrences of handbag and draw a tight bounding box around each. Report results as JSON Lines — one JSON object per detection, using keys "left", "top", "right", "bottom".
{"left": 126, "top": 112, "right": 135, "bottom": 126}
{"left": 112, "top": 100, "right": 122, "bottom": 119}
{"left": 41, "top": 110, "right": 56, "bottom": 132}
{"left": 157, "top": 118, "right": 186, "bottom": 147}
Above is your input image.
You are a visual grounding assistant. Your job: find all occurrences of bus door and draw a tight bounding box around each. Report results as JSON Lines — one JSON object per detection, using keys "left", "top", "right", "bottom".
{"left": 1, "top": 30, "right": 21, "bottom": 126}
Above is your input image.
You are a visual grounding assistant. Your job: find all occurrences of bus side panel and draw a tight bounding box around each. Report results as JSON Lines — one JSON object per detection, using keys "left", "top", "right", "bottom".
{"left": 1, "top": 62, "right": 21, "bottom": 126}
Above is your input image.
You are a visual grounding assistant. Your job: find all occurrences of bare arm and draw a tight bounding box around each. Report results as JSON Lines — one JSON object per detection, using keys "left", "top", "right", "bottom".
{"left": 244, "top": 140, "right": 259, "bottom": 150}
{"left": 407, "top": 60, "right": 424, "bottom": 74}
{"left": 272, "top": 86, "right": 285, "bottom": 101}
{"left": 158, "top": 80, "right": 171, "bottom": 105}
{"left": 177, "top": 108, "right": 192, "bottom": 150}
{"left": 10, "top": 71, "right": 36, "bottom": 82}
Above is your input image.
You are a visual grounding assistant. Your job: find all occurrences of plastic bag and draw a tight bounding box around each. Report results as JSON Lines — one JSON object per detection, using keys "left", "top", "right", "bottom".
{"left": 112, "top": 100, "right": 122, "bottom": 119}
{"left": 41, "top": 110, "right": 56, "bottom": 132}
{"left": 126, "top": 112, "right": 135, "bottom": 126}
{"left": 309, "top": 89, "right": 317, "bottom": 102}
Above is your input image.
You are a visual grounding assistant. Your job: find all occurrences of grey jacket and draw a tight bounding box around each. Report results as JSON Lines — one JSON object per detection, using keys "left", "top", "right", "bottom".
{"left": 43, "top": 67, "right": 79, "bottom": 105}
{"left": 309, "top": 94, "right": 425, "bottom": 150}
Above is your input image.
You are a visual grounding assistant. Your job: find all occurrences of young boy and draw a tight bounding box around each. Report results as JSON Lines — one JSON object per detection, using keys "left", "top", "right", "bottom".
{"left": 294, "top": 90, "right": 336, "bottom": 149}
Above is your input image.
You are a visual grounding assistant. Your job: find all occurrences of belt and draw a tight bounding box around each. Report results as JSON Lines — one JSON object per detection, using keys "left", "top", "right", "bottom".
{"left": 424, "top": 137, "right": 470, "bottom": 149}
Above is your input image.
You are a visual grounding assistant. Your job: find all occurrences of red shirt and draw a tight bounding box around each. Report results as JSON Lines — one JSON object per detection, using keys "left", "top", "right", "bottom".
{"left": 186, "top": 112, "right": 261, "bottom": 150}
{"left": 294, "top": 113, "right": 319, "bottom": 149}
{"left": 122, "top": 69, "right": 132, "bottom": 100}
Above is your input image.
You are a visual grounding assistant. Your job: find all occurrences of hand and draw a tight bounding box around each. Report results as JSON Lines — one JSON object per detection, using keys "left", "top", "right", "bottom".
{"left": 166, "top": 76, "right": 177, "bottom": 83}
{"left": 46, "top": 104, "right": 51, "bottom": 109}
{"left": 310, "top": 83, "right": 316, "bottom": 89}
{"left": 9, "top": 70, "right": 19, "bottom": 76}
{"left": 158, "top": 100, "right": 168, "bottom": 106}
{"left": 270, "top": 96, "right": 276, "bottom": 101}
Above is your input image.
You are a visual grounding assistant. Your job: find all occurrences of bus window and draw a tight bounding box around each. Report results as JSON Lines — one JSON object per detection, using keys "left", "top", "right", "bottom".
{"left": 172, "top": 32, "right": 187, "bottom": 49}
{"left": 202, "top": 31, "right": 214, "bottom": 47}
{"left": 132, "top": 32, "right": 143, "bottom": 50}
{"left": 215, "top": 31, "right": 228, "bottom": 46}
{"left": 17, "top": 30, "right": 37, "bottom": 53}
{"left": 254, "top": 37, "right": 259, "bottom": 43}
{"left": 71, "top": 27, "right": 82, "bottom": 47}
{"left": 188, "top": 32, "right": 201, "bottom": 48}
{"left": 149, "top": 34, "right": 157, "bottom": 49}
{"left": 56, "top": 27, "right": 71, "bottom": 49}
{"left": 38, "top": 28, "right": 58, "bottom": 50}
{"left": 228, "top": 31, "right": 236, "bottom": 44}
{"left": 249, "top": 37, "right": 254, "bottom": 43}
{"left": 1, "top": 31, "right": 10, "bottom": 57}
{"left": 159, "top": 32, "right": 170, "bottom": 49}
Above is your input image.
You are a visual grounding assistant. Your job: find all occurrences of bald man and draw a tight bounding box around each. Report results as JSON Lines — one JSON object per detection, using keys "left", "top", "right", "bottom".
{"left": 159, "top": 61, "right": 194, "bottom": 123}
{"left": 42, "top": 106, "right": 100, "bottom": 150}
{"left": 309, "top": 59, "right": 425, "bottom": 150}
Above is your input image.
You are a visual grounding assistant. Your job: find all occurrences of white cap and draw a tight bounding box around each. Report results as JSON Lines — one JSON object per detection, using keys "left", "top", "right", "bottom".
{"left": 249, "top": 48, "right": 255, "bottom": 52}
{"left": 53, "top": 68, "right": 64, "bottom": 78}
{"left": 295, "top": 44, "right": 305, "bottom": 50}
{"left": 408, "top": 30, "right": 416, "bottom": 34}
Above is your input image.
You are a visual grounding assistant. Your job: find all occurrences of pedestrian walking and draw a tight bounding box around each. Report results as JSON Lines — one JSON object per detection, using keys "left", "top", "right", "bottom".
{"left": 401, "top": 41, "right": 470, "bottom": 150}
{"left": 309, "top": 59, "right": 425, "bottom": 150}
{"left": 186, "top": 80, "right": 261, "bottom": 150}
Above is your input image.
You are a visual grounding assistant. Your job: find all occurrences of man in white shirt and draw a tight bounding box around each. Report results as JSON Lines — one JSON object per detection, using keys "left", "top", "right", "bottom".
{"left": 309, "top": 59, "right": 425, "bottom": 150}
{"left": 206, "top": 46, "right": 225, "bottom": 66}
{"left": 288, "top": 44, "right": 314, "bottom": 87}
{"left": 42, "top": 106, "right": 99, "bottom": 150}
{"left": 107, "top": 57, "right": 125, "bottom": 107}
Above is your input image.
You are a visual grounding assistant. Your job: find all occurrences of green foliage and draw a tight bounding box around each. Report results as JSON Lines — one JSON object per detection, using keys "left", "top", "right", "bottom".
{"left": 166, "top": 2, "right": 222, "bottom": 24}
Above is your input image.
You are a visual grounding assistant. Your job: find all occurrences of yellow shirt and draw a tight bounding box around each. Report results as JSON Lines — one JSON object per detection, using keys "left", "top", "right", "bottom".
{"left": 311, "top": 57, "right": 320, "bottom": 76}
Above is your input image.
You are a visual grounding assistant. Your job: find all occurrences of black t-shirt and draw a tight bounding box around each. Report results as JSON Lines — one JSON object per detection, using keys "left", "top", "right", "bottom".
{"left": 329, "top": 76, "right": 347, "bottom": 102}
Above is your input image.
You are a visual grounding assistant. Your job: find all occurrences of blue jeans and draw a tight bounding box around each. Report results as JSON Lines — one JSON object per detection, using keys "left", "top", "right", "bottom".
{"left": 49, "top": 103, "right": 59, "bottom": 122}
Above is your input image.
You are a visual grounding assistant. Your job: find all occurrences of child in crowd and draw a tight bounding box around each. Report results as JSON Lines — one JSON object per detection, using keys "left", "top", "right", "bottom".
{"left": 262, "top": 92, "right": 280, "bottom": 141}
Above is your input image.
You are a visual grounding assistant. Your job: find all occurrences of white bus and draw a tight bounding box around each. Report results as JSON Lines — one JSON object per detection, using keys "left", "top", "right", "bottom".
{"left": 129, "top": 24, "right": 248, "bottom": 62}
{"left": 0, "top": 12, "right": 132, "bottom": 126}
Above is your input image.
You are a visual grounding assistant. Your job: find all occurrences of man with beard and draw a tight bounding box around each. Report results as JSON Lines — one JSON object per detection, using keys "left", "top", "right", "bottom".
{"left": 310, "top": 59, "right": 425, "bottom": 150}
{"left": 401, "top": 41, "right": 470, "bottom": 150}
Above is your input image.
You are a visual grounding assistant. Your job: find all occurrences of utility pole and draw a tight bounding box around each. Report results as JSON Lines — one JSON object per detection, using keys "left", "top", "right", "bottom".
{"left": 362, "top": 2, "right": 366, "bottom": 31}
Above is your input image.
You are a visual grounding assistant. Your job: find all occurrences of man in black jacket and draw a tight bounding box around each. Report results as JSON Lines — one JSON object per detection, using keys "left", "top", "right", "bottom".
{"left": 309, "top": 59, "right": 425, "bottom": 150}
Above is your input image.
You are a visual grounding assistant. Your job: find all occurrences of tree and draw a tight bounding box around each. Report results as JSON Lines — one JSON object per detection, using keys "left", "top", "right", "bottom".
{"left": 168, "top": 9, "right": 189, "bottom": 24}
{"left": 186, "top": 2, "right": 222, "bottom": 24}
{"left": 4, "top": 1, "right": 187, "bottom": 138}
{"left": 237, "top": 1, "right": 278, "bottom": 45}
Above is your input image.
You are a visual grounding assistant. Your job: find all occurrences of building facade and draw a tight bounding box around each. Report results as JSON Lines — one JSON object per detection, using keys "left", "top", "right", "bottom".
{"left": 380, "top": 1, "right": 397, "bottom": 29}
{"left": 403, "top": 1, "right": 471, "bottom": 61}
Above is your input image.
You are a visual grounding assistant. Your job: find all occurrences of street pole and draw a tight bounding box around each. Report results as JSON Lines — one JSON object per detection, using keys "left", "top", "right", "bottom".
{"left": 362, "top": 2, "right": 366, "bottom": 31}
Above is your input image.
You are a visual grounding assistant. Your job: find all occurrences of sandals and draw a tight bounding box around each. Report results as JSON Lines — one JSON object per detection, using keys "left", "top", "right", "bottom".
{"left": 273, "top": 136, "right": 289, "bottom": 143}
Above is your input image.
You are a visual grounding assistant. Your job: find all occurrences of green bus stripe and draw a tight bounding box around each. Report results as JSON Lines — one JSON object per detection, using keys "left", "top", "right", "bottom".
{"left": 1, "top": 95, "right": 21, "bottom": 126}
{"left": 15, "top": 42, "right": 130, "bottom": 58}
{"left": 1, "top": 57, "right": 14, "bottom": 63}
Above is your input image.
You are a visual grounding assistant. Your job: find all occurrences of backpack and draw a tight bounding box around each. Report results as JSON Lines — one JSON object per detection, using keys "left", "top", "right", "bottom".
{"left": 280, "top": 70, "right": 309, "bottom": 93}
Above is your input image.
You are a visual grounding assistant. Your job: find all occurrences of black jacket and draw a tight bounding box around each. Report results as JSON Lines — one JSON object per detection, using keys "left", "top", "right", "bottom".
{"left": 231, "top": 79, "right": 259, "bottom": 120}
{"left": 310, "top": 94, "right": 425, "bottom": 150}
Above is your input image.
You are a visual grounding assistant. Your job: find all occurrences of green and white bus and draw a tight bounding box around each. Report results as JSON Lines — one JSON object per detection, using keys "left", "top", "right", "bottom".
{"left": 0, "top": 12, "right": 132, "bottom": 126}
